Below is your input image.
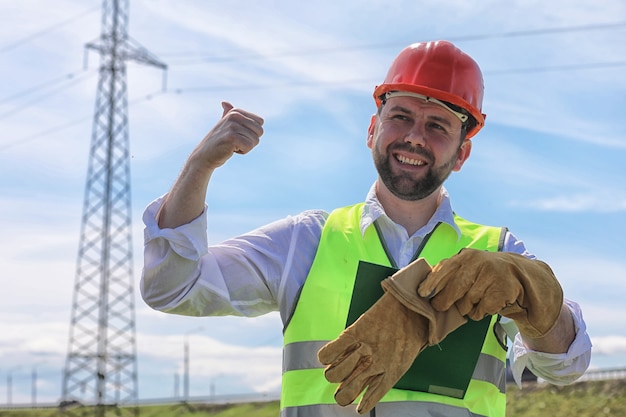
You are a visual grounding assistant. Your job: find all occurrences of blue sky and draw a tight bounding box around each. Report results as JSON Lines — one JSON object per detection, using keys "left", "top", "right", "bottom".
{"left": 1, "top": 0, "right": 625, "bottom": 405}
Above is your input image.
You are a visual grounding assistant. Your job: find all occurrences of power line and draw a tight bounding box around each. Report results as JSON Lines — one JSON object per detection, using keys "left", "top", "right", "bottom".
{"left": 0, "top": 70, "right": 97, "bottom": 121}
{"left": 157, "top": 21, "right": 626, "bottom": 65}
{"left": 0, "top": 114, "right": 91, "bottom": 152}
{"left": 2, "top": 55, "right": 625, "bottom": 153}
{"left": 0, "top": 5, "right": 100, "bottom": 54}
{"left": 485, "top": 60, "right": 626, "bottom": 75}
{"left": 166, "top": 59, "right": 626, "bottom": 95}
{"left": 3, "top": 15, "right": 625, "bottom": 153}
{"left": 168, "top": 78, "right": 375, "bottom": 94}
{"left": 0, "top": 88, "right": 170, "bottom": 152}
{"left": 0, "top": 69, "right": 96, "bottom": 105}
{"left": 2, "top": 9, "right": 621, "bottom": 114}
{"left": 450, "top": 21, "right": 626, "bottom": 41}
{"left": 3, "top": 15, "right": 620, "bottom": 110}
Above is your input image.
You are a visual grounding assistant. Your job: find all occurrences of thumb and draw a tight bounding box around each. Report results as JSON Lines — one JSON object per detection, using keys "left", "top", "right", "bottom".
{"left": 417, "top": 276, "right": 438, "bottom": 299}
{"left": 417, "top": 260, "right": 451, "bottom": 298}
{"left": 221, "top": 101, "right": 234, "bottom": 117}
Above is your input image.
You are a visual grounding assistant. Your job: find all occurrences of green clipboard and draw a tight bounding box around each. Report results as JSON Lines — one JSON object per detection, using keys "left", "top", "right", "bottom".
{"left": 346, "top": 260, "right": 491, "bottom": 399}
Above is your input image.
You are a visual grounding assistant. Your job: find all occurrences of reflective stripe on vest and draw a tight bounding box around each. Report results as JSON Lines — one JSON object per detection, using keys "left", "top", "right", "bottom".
{"left": 283, "top": 341, "right": 505, "bottom": 391}
{"left": 282, "top": 203, "right": 507, "bottom": 417}
{"left": 281, "top": 402, "right": 487, "bottom": 417}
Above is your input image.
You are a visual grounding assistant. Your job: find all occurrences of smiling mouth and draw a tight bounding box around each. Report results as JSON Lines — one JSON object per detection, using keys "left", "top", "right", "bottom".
{"left": 396, "top": 154, "right": 426, "bottom": 166}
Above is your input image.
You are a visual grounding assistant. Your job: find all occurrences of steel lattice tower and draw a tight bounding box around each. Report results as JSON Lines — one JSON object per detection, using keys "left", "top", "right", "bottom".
{"left": 61, "top": 1, "right": 165, "bottom": 415}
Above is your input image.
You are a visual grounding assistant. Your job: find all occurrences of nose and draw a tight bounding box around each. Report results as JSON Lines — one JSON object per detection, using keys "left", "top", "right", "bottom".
{"left": 403, "top": 122, "right": 426, "bottom": 147}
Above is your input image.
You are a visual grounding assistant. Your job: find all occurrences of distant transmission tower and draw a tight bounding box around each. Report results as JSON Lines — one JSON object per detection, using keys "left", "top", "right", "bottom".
{"left": 61, "top": 1, "right": 166, "bottom": 415}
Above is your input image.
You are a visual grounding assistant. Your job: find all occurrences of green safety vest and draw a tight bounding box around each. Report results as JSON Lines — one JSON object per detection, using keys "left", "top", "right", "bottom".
{"left": 281, "top": 203, "right": 508, "bottom": 417}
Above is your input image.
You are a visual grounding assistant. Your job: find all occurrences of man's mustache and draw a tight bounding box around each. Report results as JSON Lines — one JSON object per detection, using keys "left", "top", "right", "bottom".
{"left": 389, "top": 143, "right": 434, "bottom": 164}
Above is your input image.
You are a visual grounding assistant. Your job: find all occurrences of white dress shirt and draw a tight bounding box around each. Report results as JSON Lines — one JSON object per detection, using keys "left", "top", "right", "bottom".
{"left": 141, "top": 185, "right": 591, "bottom": 387}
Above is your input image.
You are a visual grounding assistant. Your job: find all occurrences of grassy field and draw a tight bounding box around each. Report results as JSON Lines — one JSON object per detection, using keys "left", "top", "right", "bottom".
{"left": 506, "top": 379, "right": 626, "bottom": 416}
{"left": 1, "top": 379, "right": 624, "bottom": 417}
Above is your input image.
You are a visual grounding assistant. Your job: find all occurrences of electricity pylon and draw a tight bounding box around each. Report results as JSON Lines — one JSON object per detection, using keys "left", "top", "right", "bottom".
{"left": 61, "top": 1, "right": 166, "bottom": 415}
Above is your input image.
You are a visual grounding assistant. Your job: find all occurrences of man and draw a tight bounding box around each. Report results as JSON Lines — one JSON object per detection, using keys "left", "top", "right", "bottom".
{"left": 141, "top": 40, "right": 591, "bottom": 417}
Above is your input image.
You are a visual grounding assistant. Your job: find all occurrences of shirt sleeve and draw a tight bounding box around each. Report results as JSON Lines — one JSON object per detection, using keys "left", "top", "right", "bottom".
{"left": 501, "top": 231, "right": 592, "bottom": 386}
{"left": 140, "top": 196, "right": 325, "bottom": 321}
{"left": 510, "top": 299, "right": 592, "bottom": 386}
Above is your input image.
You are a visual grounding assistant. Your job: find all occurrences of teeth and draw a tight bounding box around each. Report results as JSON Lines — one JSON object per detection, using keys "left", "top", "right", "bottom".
{"left": 397, "top": 155, "right": 425, "bottom": 166}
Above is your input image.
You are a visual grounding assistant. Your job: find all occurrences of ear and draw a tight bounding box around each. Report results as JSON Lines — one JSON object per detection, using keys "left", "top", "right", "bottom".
{"left": 366, "top": 114, "right": 377, "bottom": 149}
{"left": 452, "top": 140, "right": 472, "bottom": 172}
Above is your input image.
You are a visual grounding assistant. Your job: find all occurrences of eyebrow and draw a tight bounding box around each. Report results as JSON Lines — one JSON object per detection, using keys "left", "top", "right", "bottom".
{"left": 387, "top": 105, "right": 455, "bottom": 128}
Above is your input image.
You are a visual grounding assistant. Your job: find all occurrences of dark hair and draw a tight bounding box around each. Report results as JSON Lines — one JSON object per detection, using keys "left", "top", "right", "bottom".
{"left": 442, "top": 101, "right": 477, "bottom": 141}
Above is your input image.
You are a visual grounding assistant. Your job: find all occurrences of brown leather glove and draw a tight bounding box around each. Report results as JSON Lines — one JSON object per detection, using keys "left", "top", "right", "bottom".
{"left": 417, "top": 248, "right": 563, "bottom": 338}
{"left": 317, "top": 258, "right": 466, "bottom": 414}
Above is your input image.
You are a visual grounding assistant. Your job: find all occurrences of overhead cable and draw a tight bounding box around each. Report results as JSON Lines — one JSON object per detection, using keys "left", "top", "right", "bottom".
{"left": 0, "top": 5, "right": 100, "bottom": 54}
{"left": 158, "top": 21, "right": 626, "bottom": 65}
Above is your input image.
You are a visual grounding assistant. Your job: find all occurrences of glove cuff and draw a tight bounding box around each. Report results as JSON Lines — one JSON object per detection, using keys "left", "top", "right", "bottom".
{"left": 382, "top": 258, "right": 467, "bottom": 345}
{"left": 498, "top": 255, "right": 564, "bottom": 338}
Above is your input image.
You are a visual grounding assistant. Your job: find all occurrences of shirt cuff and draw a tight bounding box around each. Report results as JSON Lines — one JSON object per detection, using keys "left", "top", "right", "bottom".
{"left": 142, "top": 196, "right": 209, "bottom": 261}
{"left": 510, "top": 299, "right": 592, "bottom": 387}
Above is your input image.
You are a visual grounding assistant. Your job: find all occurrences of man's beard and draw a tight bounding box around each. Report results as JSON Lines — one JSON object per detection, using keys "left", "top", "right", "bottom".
{"left": 374, "top": 143, "right": 459, "bottom": 201}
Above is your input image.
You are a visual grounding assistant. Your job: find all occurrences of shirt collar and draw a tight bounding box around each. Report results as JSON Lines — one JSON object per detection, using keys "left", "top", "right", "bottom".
{"left": 361, "top": 183, "right": 461, "bottom": 239}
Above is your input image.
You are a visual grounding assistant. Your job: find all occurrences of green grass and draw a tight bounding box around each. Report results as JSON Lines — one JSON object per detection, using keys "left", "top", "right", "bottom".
{"left": 1, "top": 379, "right": 624, "bottom": 417}
{"left": 506, "top": 379, "right": 626, "bottom": 416}
{"left": 135, "top": 401, "right": 281, "bottom": 417}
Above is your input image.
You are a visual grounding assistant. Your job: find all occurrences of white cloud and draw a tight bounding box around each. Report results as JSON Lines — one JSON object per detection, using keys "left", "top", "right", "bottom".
{"left": 542, "top": 253, "right": 626, "bottom": 288}
{"left": 135, "top": 313, "right": 284, "bottom": 396}
{"left": 510, "top": 191, "right": 626, "bottom": 213}
{"left": 592, "top": 336, "right": 626, "bottom": 356}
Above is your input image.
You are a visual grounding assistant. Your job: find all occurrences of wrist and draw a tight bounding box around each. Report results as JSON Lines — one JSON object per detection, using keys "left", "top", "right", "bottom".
{"left": 520, "top": 304, "right": 575, "bottom": 354}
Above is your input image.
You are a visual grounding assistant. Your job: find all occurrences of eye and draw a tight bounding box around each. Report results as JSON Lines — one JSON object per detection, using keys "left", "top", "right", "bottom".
{"left": 427, "top": 121, "right": 446, "bottom": 132}
{"left": 391, "top": 113, "right": 411, "bottom": 122}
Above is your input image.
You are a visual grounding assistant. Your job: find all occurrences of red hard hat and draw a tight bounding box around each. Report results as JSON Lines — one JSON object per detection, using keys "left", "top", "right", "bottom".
{"left": 373, "top": 40, "right": 486, "bottom": 138}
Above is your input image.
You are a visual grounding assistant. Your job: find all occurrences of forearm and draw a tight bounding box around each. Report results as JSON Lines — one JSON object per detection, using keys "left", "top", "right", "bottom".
{"left": 158, "top": 161, "right": 213, "bottom": 229}
{"left": 511, "top": 299, "right": 591, "bottom": 385}
{"left": 519, "top": 303, "right": 575, "bottom": 354}
{"left": 158, "top": 102, "right": 264, "bottom": 229}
